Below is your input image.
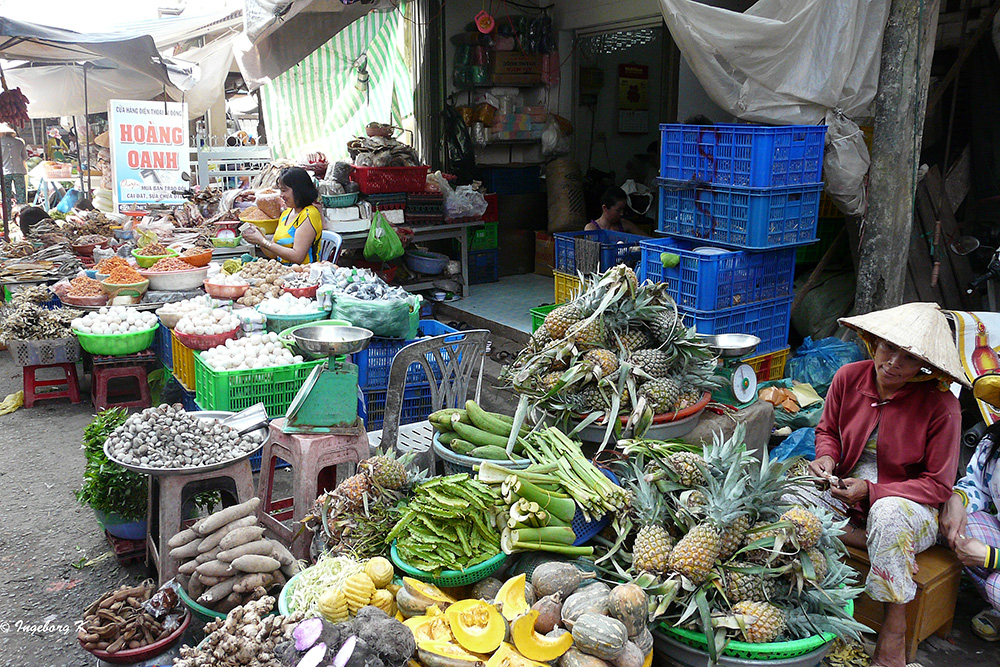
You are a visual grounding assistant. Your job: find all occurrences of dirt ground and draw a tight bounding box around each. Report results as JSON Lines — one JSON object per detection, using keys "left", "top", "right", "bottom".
{"left": 0, "top": 324, "right": 996, "bottom": 667}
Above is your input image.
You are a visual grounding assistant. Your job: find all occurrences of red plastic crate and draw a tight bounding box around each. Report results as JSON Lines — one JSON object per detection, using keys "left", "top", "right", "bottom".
{"left": 351, "top": 166, "right": 430, "bottom": 194}
{"left": 483, "top": 193, "right": 499, "bottom": 222}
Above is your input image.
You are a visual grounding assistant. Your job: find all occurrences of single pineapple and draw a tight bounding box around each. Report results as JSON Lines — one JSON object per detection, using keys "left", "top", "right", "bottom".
{"left": 630, "top": 348, "right": 674, "bottom": 379}
{"left": 744, "top": 521, "right": 793, "bottom": 563}
{"left": 544, "top": 301, "right": 584, "bottom": 339}
{"left": 606, "top": 264, "right": 639, "bottom": 293}
{"left": 582, "top": 348, "right": 619, "bottom": 378}
{"left": 639, "top": 377, "right": 683, "bottom": 414}
{"left": 530, "top": 324, "right": 553, "bottom": 351}
{"left": 799, "top": 548, "right": 829, "bottom": 582}
{"left": 719, "top": 514, "right": 752, "bottom": 560}
{"left": 538, "top": 371, "right": 562, "bottom": 393}
{"left": 664, "top": 451, "right": 707, "bottom": 488}
{"left": 620, "top": 327, "right": 654, "bottom": 352}
{"left": 675, "top": 386, "right": 706, "bottom": 411}
{"left": 566, "top": 314, "right": 607, "bottom": 349}
{"left": 723, "top": 562, "right": 776, "bottom": 603}
{"left": 668, "top": 523, "right": 721, "bottom": 584}
{"left": 630, "top": 461, "right": 675, "bottom": 575}
{"left": 334, "top": 472, "right": 372, "bottom": 511}
{"left": 647, "top": 308, "right": 681, "bottom": 343}
{"left": 780, "top": 507, "right": 822, "bottom": 549}
{"left": 566, "top": 383, "right": 606, "bottom": 413}
{"left": 359, "top": 450, "right": 411, "bottom": 491}
{"left": 732, "top": 601, "right": 786, "bottom": 643}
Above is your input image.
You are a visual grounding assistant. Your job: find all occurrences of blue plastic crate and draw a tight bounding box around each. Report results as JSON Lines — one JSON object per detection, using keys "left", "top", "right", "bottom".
{"left": 355, "top": 320, "right": 459, "bottom": 390}
{"left": 659, "top": 123, "right": 827, "bottom": 187}
{"left": 180, "top": 387, "right": 199, "bottom": 412}
{"left": 155, "top": 324, "right": 173, "bottom": 371}
{"left": 364, "top": 383, "right": 434, "bottom": 431}
{"left": 680, "top": 297, "right": 793, "bottom": 357}
{"left": 553, "top": 230, "right": 645, "bottom": 275}
{"left": 249, "top": 451, "right": 291, "bottom": 474}
{"left": 40, "top": 294, "right": 62, "bottom": 309}
{"left": 469, "top": 249, "right": 500, "bottom": 285}
{"left": 639, "top": 237, "right": 796, "bottom": 311}
{"left": 658, "top": 181, "right": 822, "bottom": 250}
{"left": 478, "top": 165, "right": 541, "bottom": 195}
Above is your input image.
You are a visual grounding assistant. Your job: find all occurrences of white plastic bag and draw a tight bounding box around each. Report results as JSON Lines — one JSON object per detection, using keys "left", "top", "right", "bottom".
{"left": 823, "top": 110, "right": 870, "bottom": 217}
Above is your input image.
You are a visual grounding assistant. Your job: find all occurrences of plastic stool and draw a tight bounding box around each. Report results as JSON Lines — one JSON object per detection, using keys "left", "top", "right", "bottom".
{"left": 256, "top": 418, "right": 371, "bottom": 560}
{"left": 22, "top": 363, "right": 81, "bottom": 408}
{"left": 146, "top": 461, "right": 256, "bottom": 585}
{"left": 92, "top": 364, "right": 152, "bottom": 411}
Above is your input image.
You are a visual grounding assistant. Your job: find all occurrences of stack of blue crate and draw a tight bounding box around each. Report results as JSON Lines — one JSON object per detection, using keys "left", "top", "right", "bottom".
{"left": 640, "top": 123, "right": 827, "bottom": 359}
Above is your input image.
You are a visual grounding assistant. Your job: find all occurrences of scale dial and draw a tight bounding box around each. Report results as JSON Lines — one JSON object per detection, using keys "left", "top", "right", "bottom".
{"left": 731, "top": 363, "right": 757, "bottom": 404}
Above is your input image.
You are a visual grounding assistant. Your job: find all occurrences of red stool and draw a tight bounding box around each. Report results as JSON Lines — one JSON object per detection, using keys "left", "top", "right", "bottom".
{"left": 256, "top": 418, "right": 370, "bottom": 560}
{"left": 91, "top": 365, "right": 152, "bottom": 411}
{"left": 22, "top": 363, "right": 81, "bottom": 408}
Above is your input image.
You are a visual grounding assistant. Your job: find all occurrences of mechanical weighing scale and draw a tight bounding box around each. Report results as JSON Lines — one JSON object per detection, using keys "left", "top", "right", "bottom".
{"left": 283, "top": 325, "right": 374, "bottom": 433}
{"left": 699, "top": 333, "right": 761, "bottom": 408}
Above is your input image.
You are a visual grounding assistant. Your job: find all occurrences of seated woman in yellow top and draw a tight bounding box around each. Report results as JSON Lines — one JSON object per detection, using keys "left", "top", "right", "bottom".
{"left": 242, "top": 167, "right": 323, "bottom": 264}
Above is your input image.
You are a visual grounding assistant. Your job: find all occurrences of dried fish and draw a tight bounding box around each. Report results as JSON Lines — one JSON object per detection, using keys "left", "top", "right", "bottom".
{"left": 0, "top": 300, "right": 82, "bottom": 343}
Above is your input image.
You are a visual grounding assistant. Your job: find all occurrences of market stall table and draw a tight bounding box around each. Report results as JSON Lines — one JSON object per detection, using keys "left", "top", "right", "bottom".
{"left": 337, "top": 220, "right": 483, "bottom": 296}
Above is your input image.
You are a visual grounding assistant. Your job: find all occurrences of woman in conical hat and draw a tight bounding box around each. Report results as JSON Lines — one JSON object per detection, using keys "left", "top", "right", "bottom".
{"left": 939, "top": 373, "right": 1000, "bottom": 641}
{"left": 811, "top": 302, "right": 967, "bottom": 667}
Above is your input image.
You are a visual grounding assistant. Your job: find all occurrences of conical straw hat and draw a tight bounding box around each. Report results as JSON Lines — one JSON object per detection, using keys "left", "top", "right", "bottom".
{"left": 972, "top": 373, "right": 1000, "bottom": 408}
{"left": 839, "top": 302, "right": 970, "bottom": 388}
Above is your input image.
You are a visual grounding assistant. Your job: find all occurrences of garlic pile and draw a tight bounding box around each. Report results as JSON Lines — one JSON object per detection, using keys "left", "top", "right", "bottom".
{"left": 201, "top": 333, "right": 304, "bottom": 371}
{"left": 157, "top": 296, "right": 213, "bottom": 318}
{"left": 257, "top": 293, "right": 325, "bottom": 316}
{"left": 206, "top": 273, "right": 249, "bottom": 287}
{"left": 175, "top": 310, "right": 240, "bottom": 336}
{"left": 72, "top": 307, "right": 158, "bottom": 335}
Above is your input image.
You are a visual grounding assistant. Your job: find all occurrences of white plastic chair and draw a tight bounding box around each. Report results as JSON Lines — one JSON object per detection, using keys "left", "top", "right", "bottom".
{"left": 319, "top": 230, "right": 343, "bottom": 263}
{"left": 367, "top": 329, "right": 490, "bottom": 473}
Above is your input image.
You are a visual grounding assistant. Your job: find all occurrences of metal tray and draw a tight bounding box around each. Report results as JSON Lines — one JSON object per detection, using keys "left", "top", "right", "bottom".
{"left": 102, "top": 411, "right": 266, "bottom": 476}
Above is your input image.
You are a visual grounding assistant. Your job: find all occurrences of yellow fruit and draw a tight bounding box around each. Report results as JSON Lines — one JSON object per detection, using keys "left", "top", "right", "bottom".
{"left": 365, "top": 556, "right": 395, "bottom": 588}
{"left": 317, "top": 587, "right": 349, "bottom": 622}
{"left": 344, "top": 571, "right": 376, "bottom": 615}
{"left": 372, "top": 588, "right": 397, "bottom": 616}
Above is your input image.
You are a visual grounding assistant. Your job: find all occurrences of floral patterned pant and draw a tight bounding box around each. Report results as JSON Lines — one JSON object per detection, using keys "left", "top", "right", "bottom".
{"left": 965, "top": 511, "right": 1000, "bottom": 612}
{"left": 806, "top": 450, "right": 939, "bottom": 604}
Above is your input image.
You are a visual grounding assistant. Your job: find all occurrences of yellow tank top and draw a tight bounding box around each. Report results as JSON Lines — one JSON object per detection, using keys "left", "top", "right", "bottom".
{"left": 272, "top": 204, "right": 323, "bottom": 264}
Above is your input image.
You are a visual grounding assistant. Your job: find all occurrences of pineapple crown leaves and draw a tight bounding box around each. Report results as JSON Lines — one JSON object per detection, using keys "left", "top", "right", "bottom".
{"left": 627, "top": 455, "right": 667, "bottom": 526}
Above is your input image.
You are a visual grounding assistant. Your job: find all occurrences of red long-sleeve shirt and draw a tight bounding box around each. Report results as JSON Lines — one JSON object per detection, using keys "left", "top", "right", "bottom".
{"left": 814, "top": 360, "right": 961, "bottom": 521}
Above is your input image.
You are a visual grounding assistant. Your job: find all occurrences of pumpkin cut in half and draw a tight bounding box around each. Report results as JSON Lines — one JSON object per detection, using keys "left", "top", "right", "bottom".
{"left": 495, "top": 574, "right": 531, "bottom": 621}
{"left": 510, "top": 610, "right": 575, "bottom": 661}
{"left": 447, "top": 599, "right": 507, "bottom": 654}
{"left": 485, "top": 642, "right": 548, "bottom": 667}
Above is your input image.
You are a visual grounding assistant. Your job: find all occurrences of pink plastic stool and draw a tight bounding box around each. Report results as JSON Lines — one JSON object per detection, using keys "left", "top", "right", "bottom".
{"left": 22, "top": 363, "right": 81, "bottom": 408}
{"left": 256, "top": 418, "right": 370, "bottom": 560}
{"left": 146, "top": 461, "right": 256, "bottom": 585}
{"left": 92, "top": 364, "right": 152, "bottom": 411}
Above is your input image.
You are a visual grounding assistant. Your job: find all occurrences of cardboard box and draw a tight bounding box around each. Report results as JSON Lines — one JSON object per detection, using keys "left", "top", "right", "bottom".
{"left": 492, "top": 52, "right": 542, "bottom": 86}
{"left": 535, "top": 231, "right": 555, "bottom": 277}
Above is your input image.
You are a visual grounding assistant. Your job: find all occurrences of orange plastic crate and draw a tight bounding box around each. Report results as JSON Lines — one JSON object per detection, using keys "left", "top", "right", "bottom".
{"left": 744, "top": 347, "right": 790, "bottom": 382}
{"left": 170, "top": 331, "right": 196, "bottom": 392}
{"left": 554, "top": 271, "right": 582, "bottom": 303}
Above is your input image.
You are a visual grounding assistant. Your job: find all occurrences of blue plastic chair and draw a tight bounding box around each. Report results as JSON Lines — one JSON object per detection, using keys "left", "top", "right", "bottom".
{"left": 319, "top": 230, "right": 343, "bottom": 263}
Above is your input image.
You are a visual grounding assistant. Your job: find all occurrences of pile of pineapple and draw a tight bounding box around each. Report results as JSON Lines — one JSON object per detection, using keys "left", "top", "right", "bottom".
{"left": 502, "top": 266, "right": 720, "bottom": 441}
{"left": 301, "top": 450, "right": 424, "bottom": 559}
{"left": 607, "top": 426, "right": 866, "bottom": 652}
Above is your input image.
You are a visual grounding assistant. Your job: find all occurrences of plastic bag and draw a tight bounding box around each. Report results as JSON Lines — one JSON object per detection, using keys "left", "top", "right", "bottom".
{"left": 823, "top": 110, "right": 869, "bottom": 216}
{"left": 330, "top": 292, "right": 421, "bottom": 338}
{"left": 444, "top": 186, "right": 488, "bottom": 220}
{"left": 364, "top": 210, "right": 404, "bottom": 262}
{"left": 786, "top": 336, "right": 865, "bottom": 396}
{"left": 770, "top": 428, "right": 816, "bottom": 462}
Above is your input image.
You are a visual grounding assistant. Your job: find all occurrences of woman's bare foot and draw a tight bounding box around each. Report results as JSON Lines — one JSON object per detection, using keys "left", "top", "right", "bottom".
{"left": 841, "top": 523, "right": 867, "bottom": 549}
{"left": 871, "top": 602, "right": 907, "bottom": 667}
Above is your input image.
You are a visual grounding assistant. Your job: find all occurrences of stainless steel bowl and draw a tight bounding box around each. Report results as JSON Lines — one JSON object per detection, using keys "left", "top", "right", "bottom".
{"left": 291, "top": 325, "right": 374, "bottom": 359}
{"left": 698, "top": 333, "right": 761, "bottom": 357}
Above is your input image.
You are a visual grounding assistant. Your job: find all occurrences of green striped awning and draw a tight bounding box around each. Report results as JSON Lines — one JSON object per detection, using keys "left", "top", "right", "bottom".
{"left": 261, "top": 7, "right": 413, "bottom": 160}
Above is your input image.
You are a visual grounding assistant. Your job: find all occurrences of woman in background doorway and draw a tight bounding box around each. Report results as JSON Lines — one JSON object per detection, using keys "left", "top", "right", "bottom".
{"left": 585, "top": 186, "right": 645, "bottom": 235}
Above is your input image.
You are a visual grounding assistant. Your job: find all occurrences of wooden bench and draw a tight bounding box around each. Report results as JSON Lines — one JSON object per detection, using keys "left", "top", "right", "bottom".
{"left": 845, "top": 544, "right": 963, "bottom": 662}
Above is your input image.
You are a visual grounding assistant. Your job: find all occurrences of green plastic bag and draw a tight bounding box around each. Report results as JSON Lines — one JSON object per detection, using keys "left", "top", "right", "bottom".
{"left": 364, "top": 210, "right": 404, "bottom": 262}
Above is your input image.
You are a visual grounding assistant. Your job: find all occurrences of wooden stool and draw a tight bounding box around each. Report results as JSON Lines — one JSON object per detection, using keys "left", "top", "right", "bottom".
{"left": 846, "top": 544, "right": 963, "bottom": 661}
{"left": 256, "top": 418, "right": 370, "bottom": 560}
{"left": 22, "top": 362, "right": 81, "bottom": 408}
{"left": 146, "top": 461, "right": 255, "bottom": 585}
{"left": 92, "top": 364, "right": 152, "bottom": 411}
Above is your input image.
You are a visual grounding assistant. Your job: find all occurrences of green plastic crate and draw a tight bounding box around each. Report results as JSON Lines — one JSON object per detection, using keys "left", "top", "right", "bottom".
{"left": 452, "top": 222, "right": 499, "bottom": 253}
{"left": 193, "top": 353, "right": 325, "bottom": 415}
{"left": 796, "top": 217, "right": 847, "bottom": 264}
{"left": 530, "top": 304, "right": 558, "bottom": 332}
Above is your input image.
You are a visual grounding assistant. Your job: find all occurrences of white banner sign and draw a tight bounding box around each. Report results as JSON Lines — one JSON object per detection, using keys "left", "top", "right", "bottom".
{"left": 108, "top": 99, "right": 189, "bottom": 212}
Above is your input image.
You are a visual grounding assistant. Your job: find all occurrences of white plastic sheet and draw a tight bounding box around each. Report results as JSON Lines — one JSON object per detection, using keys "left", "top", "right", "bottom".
{"left": 659, "top": 0, "right": 890, "bottom": 215}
